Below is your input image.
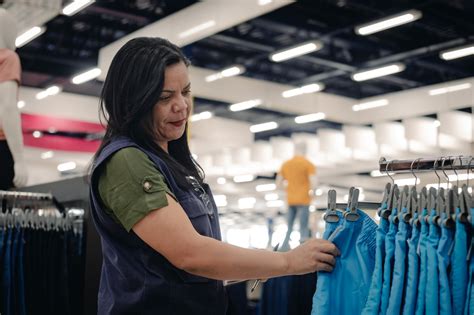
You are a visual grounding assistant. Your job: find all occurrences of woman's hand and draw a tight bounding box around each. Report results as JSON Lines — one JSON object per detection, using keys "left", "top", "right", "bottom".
{"left": 283, "top": 239, "right": 340, "bottom": 275}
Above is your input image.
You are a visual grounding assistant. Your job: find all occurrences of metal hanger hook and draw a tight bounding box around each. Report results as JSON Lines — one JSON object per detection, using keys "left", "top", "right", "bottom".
{"left": 468, "top": 156, "right": 473, "bottom": 187}
{"left": 410, "top": 158, "right": 421, "bottom": 189}
{"left": 453, "top": 156, "right": 461, "bottom": 188}
{"left": 441, "top": 156, "right": 450, "bottom": 187}
{"left": 386, "top": 159, "right": 395, "bottom": 184}
{"left": 434, "top": 158, "right": 441, "bottom": 190}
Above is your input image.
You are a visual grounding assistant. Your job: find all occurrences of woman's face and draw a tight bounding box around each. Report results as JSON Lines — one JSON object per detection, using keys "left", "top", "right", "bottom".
{"left": 153, "top": 62, "right": 191, "bottom": 151}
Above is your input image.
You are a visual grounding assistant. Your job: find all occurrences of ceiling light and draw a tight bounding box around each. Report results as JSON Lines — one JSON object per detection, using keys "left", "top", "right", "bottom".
{"left": 433, "top": 120, "right": 441, "bottom": 128}
{"left": 32, "top": 131, "right": 43, "bottom": 138}
{"left": 229, "top": 99, "right": 262, "bottom": 112}
{"left": 282, "top": 83, "right": 324, "bottom": 98}
{"left": 266, "top": 200, "right": 284, "bottom": 208}
{"left": 355, "top": 10, "right": 422, "bottom": 36}
{"left": 36, "top": 85, "right": 62, "bottom": 100}
{"left": 72, "top": 67, "right": 101, "bottom": 84}
{"left": 394, "top": 178, "right": 420, "bottom": 186}
{"left": 205, "top": 65, "right": 245, "bottom": 82}
{"left": 264, "top": 193, "right": 279, "bottom": 201}
{"left": 256, "top": 183, "right": 276, "bottom": 192}
{"left": 62, "top": 0, "right": 95, "bottom": 16}
{"left": 15, "top": 26, "right": 46, "bottom": 48}
{"left": 41, "top": 151, "right": 54, "bottom": 159}
{"left": 17, "top": 101, "right": 25, "bottom": 109}
{"left": 250, "top": 121, "right": 278, "bottom": 133}
{"left": 190, "top": 111, "right": 213, "bottom": 122}
{"left": 440, "top": 45, "right": 474, "bottom": 60}
{"left": 315, "top": 189, "right": 323, "bottom": 196}
{"left": 179, "top": 20, "right": 216, "bottom": 38}
{"left": 238, "top": 197, "right": 256, "bottom": 209}
{"left": 214, "top": 195, "right": 227, "bottom": 207}
{"left": 217, "top": 177, "right": 226, "bottom": 185}
{"left": 428, "top": 83, "right": 471, "bottom": 96}
{"left": 258, "top": 0, "right": 272, "bottom": 5}
{"left": 233, "top": 174, "right": 254, "bottom": 183}
{"left": 352, "top": 63, "right": 405, "bottom": 81}
{"left": 294, "top": 112, "right": 326, "bottom": 124}
{"left": 270, "top": 41, "right": 322, "bottom": 62}
{"left": 352, "top": 99, "right": 389, "bottom": 111}
{"left": 57, "top": 161, "right": 77, "bottom": 172}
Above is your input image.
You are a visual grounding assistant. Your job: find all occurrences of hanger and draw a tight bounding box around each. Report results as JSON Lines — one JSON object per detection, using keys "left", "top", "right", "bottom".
{"left": 345, "top": 188, "right": 360, "bottom": 221}
{"left": 378, "top": 182, "right": 391, "bottom": 218}
{"left": 324, "top": 189, "right": 340, "bottom": 223}
{"left": 458, "top": 156, "right": 472, "bottom": 224}
{"left": 394, "top": 185, "right": 408, "bottom": 224}
{"left": 382, "top": 160, "right": 399, "bottom": 219}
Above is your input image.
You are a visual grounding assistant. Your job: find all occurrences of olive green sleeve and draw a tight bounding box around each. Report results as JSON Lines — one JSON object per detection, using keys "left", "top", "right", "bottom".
{"left": 98, "top": 147, "right": 176, "bottom": 232}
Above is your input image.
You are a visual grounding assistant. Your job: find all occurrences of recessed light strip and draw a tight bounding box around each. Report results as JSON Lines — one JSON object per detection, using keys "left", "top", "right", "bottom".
{"left": 352, "top": 99, "right": 389, "bottom": 111}
{"left": 229, "top": 99, "right": 262, "bottom": 112}
{"left": 355, "top": 9, "right": 422, "bottom": 36}
{"left": 352, "top": 63, "right": 405, "bottom": 82}
{"left": 294, "top": 112, "right": 326, "bottom": 124}
{"left": 440, "top": 45, "right": 474, "bottom": 60}
{"left": 282, "top": 83, "right": 324, "bottom": 98}
{"left": 249, "top": 122, "right": 278, "bottom": 133}
{"left": 179, "top": 20, "right": 216, "bottom": 38}
{"left": 72, "top": 68, "right": 102, "bottom": 84}
{"left": 62, "top": 0, "right": 95, "bottom": 16}
{"left": 429, "top": 82, "right": 471, "bottom": 95}
{"left": 270, "top": 41, "right": 322, "bottom": 62}
{"left": 15, "top": 26, "right": 46, "bottom": 48}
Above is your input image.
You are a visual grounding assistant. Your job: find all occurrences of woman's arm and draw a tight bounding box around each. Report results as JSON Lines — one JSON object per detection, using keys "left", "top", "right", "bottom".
{"left": 133, "top": 194, "right": 339, "bottom": 281}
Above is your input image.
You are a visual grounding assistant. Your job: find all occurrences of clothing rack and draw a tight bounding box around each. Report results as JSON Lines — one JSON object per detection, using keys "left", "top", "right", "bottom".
{"left": 379, "top": 156, "right": 474, "bottom": 173}
{"left": 0, "top": 190, "right": 53, "bottom": 200}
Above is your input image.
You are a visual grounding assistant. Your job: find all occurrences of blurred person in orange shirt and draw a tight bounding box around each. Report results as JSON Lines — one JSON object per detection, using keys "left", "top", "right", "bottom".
{"left": 277, "top": 142, "right": 316, "bottom": 251}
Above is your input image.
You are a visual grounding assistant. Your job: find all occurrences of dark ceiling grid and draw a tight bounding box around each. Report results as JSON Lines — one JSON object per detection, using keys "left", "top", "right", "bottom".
{"left": 185, "top": 0, "right": 474, "bottom": 99}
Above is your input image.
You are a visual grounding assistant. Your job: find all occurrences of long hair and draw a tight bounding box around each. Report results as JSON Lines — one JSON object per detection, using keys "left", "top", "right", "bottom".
{"left": 92, "top": 37, "right": 204, "bottom": 188}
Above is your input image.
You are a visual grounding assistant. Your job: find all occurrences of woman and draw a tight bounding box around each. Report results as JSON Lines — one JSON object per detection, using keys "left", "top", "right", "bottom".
{"left": 89, "top": 37, "right": 340, "bottom": 314}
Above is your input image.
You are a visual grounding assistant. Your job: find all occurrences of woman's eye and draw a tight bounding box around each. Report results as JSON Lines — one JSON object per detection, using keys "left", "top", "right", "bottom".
{"left": 159, "top": 96, "right": 171, "bottom": 101}
{"left": 182, "top": 90, "right": 191, "bottom": 96}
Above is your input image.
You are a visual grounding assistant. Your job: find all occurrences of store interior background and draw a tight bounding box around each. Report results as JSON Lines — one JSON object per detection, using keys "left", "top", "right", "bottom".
{"left": 4, "top": 0, "right": 474, "bottom": 249}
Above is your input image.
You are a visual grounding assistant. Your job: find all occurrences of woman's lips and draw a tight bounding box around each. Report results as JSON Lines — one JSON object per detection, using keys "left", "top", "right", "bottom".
{"left": 170, "top": 119, "right": 186, "bottom": 127}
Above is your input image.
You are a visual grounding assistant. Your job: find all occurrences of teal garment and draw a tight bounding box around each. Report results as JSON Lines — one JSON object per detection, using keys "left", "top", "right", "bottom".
{"left": 425, "top": 209, "right": 441, "bottom": 315}
{"left": 387, "top": 206, "right": 411, "bottom": 315}
{"left": 311, "top": 209, "right": 377, "bottom": 315}
{"left": 415, "top": 208, "right": 429, "bottom": 315}
{"left": 437, "top": 213, "right": 454, "bottom": 315}
{"left": 465, "top": 206, "right": 473, "bottom": 315}
{"left": 362, "top": 204, "right": 390, "bottom": 315}
{"left": 380, "top": 206, "right": 399, "bottom": 315}
{"left": 451, "top": 207, "right": 469, "bottom": 315}
{"left": 402, "top": 211, "right": 421, "bottom": 315}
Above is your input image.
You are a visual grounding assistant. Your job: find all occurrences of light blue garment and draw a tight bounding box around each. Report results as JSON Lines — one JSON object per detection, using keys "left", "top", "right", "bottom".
{"left": 451, "top": 207, "right": 468, "bottom": 315}
{"left": 380, "top": 206, "right": 399, "bottom": 315}
{"left": 437, "top": 213, "right": 454, "bottom": 315}
{"left": 415, "top": 208, "right": 429, "bottom": 315}
{"left": 425, "top": 209, "right": 441, "bottom": 315}
{"left": 387, "top": 206, "right": 411, "bottom": 315}
{"left": 311, "top": 209, "right": 377, "bottom": 315}
{"left": 402, "top": 211, "right": 421, "bottom": 315}
{"left": 362, "top": 204, "right": 390, "bottom": 315}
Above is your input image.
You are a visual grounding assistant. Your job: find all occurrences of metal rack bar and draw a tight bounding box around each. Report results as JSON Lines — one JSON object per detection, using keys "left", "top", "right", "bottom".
{"left": 379, "top": 156, "right": 474, "bottom": 174}
{"left": 0, "top": 190, "right": 53, "bottom": 200}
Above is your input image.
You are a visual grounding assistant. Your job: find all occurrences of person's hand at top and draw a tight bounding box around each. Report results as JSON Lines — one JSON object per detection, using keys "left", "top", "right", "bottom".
{"left": 283, "top": 239, "right": 340, "bottom": 274}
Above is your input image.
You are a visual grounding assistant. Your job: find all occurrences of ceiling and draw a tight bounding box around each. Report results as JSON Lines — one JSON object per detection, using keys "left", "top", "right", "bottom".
{"left": 14, "top": 0, "right": 474, "bottom": 101}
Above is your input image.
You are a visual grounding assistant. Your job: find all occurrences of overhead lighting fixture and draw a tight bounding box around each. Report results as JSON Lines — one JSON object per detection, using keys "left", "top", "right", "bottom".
{"left": 428, "top": 82, "right": 471, "bottom": 96}
{"left": 266, "top": 200, "right": 284, "bottom": 208}
{"left": 72, "top": 67, "right": 101, "bottom": 84}
{"left": 270, "top": 41, "right": 322, "bottom": 62}
{"left": 352, "top": 99, "right": 389, "bottom": 111}
{"left": 190, "top": 111, "right": 213, "bottom": 122}
{"left": 433, "top": 120, "right": 441, "bottom": 128}
{"left": 258, "top": 0, "right": 272, "bottom": 5}
{"left": 355, "top": 10, "right": 422, "bottom": 36}
{"left": 17, "top": 101, "right": 25, "bottom": 109}
{"left": 250, "top": 121, "right": 278, "bottom": 133}
{"left": 179, "top": 20, "right": 216, "bottom": 38}
{"left": 213, "top": 195, "right": 227, "bottom": 207}
{"left": 238, "top": 197, "right": 256, "bottom": 209}
{"left": 294, "top": 112, "right": 326, "bottom": 124}
{"left": 32, "top": 131, "right": 43, "bottom": 138}
{"left": 36, "top": 85, "right": 62, "bottom": 100}
{"left": 217, "top": 177, "right": 227, "bottom": 185}
{"left": 205, "top": 65, "right": 245, "bottom": 82}
{"left": 256, "top": 183, "right": 276, "bottom": 192}
{"left": 352, "top": 63, "right": 405, "bottom": 81}
{"left": 62, "top": 0, "right": 95, "bottom": 16}
{"left": 282, "top": 83, "right": 324, "bottom": 98}
{"left": 57, "top": 161, "right": 77, "bottom": 172}
{"left": 233, "top": 174, "right": 254, "bottom": 183}
{"left": 264, "top": 193, "right": 279, "bottom": 201}
{"left": 440, "top": 44, "right": 474, "bottom": 60}
{"left": 41, "top": 151, "right": 54, "bottom": 159}
{"left": 315, "top": 189, "right": 323, "bottom": 196}
{"left": 229, "top": 99, "right": 262, "bottom": 112}
{"left": 15, "top": 26, "right": 46, "bottom": 48}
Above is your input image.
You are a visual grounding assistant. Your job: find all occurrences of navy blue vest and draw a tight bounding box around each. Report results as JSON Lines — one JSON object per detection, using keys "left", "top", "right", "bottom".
{"left": 90, "top": 137, "right": 227, "bottom": 314}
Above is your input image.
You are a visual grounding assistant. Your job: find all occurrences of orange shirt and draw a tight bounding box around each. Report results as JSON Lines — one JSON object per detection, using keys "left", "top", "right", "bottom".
{"left": 0, "top": 49, "right": 21, "bottom": 84}
{"left": 280, "top": 155, "right": 316, "bottom": 206}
